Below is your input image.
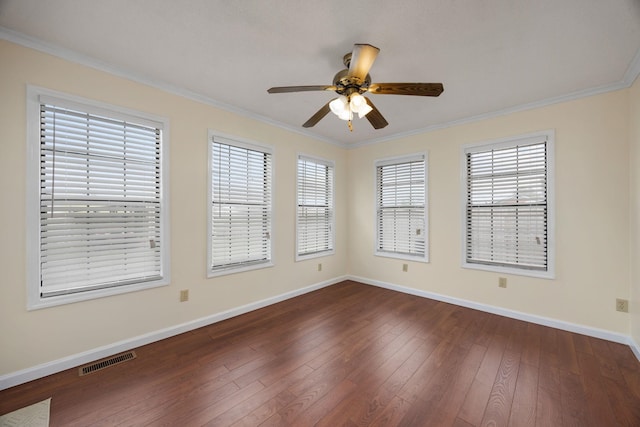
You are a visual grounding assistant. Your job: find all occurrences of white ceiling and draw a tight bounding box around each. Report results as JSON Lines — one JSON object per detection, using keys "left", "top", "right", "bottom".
{"left": 2, "top": 0, "right": 640, "bottom": 147}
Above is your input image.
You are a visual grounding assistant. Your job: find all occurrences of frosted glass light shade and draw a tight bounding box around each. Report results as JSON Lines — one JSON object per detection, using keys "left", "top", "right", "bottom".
{"left": 356, "top": 102, "right": 372, "bottom": 118}
{"left": 329, "top": 96, "right": 348, "bottom": 116}
{"left": 350, "top": 93, "right": 366, "bottom": 109}
{"left": 338, "top": 109, "right": 352, "bottom": 120}
{"left": 349, "top": 93, "right": 373, "bottom": 118}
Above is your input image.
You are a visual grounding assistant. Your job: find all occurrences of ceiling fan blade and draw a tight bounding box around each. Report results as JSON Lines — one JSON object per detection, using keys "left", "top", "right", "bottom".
{"left": 302, "top": 102, "right": 331, "bottom": 128}
{"left": 348, "top": 44, "right": 380, "bottom": 81}
{"left": 368, "top": 83, "right": 444, "bottom": 96}
{"left": 268, "top": 85, "right": 336, "bottom": 94}
{"left": 364, "top": 97, "right": 388, "bottom": 129}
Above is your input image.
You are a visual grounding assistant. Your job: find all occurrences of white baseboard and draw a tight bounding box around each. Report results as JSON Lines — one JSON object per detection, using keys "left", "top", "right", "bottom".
{"left": 349, "top": 275, "right": 634, "bottom": 347}
{"left": 0, "top": 276, "right": 346, "bottom": 391}
{"left": 630, "top": 336, "right": 640, "bottom": 362}
{"left": 2, "top": 274, "right": 637, "bottom": 391}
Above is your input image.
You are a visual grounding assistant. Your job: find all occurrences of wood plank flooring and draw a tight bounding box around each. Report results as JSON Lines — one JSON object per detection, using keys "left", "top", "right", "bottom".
{"left": 2, "top": 280, "right": 640, "bottom": 426}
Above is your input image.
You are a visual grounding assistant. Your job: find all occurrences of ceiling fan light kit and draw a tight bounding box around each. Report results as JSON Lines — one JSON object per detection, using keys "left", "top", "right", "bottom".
{"left": 329, "top": 93, "right": 372, "bottom": 119}
{"left": 329, "top": 95, "right": 349, "bottom": 119}
{"left": 267, "top": 43, "right": 444, "bottom": 132}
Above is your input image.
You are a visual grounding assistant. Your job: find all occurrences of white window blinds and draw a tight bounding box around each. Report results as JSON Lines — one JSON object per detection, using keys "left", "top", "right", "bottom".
{"left": 465, "top": 139, "right": 549, "bottom": 271}
{"left": 38, "top": 100, "right": 164, "bottom": 297}
{"left": 376, "top": 155, "right": 427, "bottom": 260}
{"left": 210, "top": 138, "right": 272, "bottom": 272}
{"left": 297, "top": 155, "right": 334, "bottom": 258}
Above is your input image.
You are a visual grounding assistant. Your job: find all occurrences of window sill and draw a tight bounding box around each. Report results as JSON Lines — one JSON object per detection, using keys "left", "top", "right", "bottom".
{"left": 295, "top": 250, "right": 335, "bottom": 262}
{"left": 375, "top": 251, "right": 429, "bottom": 263}
{"left": 28, "top": 278, "right": 170, "bottom": 311}
{"left": 462, "top": 261, "right": 555, "bottom": 279}
{"left": 208, "top": 261, "right": 274, "bottom": 278}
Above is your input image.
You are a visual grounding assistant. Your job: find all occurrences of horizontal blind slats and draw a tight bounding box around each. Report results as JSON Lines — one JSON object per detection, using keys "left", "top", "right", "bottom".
{"left": 376, "top": 157, "right": 426, "bottom": 258}
{"left": 39, "top": 102, "right": 163, "bottom": 295}
{"left": 297, "top": 157, "right": 334, "bottom": 256}
{"left": 465, "top": 141, "right": 548, "bottom": 270}
{"left": 211, "top": 141, "right": 272, "bottom": 269}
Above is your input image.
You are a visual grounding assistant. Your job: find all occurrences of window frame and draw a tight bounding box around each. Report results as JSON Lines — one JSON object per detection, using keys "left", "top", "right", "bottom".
{"left": 460, "top": 130, "right": 555, "bottom": 279}
{"left": 374, "top": 153, "right": 429, "bottom": 263}
{"left": 26, "top": 86, "right": 170, "bottom": 310}
{"left": 207, "top": 131, "right": 274, "bottom": 277}
{"left": 295, "top": 153, "right": 335, "bottom": 261}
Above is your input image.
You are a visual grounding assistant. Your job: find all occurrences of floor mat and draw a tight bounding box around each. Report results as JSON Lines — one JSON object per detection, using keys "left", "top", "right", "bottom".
{"left": 0, "top": 398, "right": 50, "bottom": 427}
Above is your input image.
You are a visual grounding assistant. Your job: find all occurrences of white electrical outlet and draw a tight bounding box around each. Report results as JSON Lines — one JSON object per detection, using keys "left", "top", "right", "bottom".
{"left": 616, "top": 298, "right": 629, "bottom": 313}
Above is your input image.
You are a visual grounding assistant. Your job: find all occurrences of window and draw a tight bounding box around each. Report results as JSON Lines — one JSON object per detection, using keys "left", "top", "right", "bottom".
{"left": 208, "top": 133, "right": 273, "bottom": 276}
{"left": 462, "top": 131, "right": 555, "bottom": 278}
{"left": 296, "top": 155, "right": 335, "bottom": 260}
{"left": 375, "top": 153, "right": 428, "bottom": 262}
{"left": 26, "top": 87, "right": 169, "bottom": 309}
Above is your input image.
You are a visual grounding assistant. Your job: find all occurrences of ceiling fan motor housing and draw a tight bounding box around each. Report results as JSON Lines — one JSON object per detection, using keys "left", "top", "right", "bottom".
{"left": 333, "top": 68, "right": 371, "bottom": 96}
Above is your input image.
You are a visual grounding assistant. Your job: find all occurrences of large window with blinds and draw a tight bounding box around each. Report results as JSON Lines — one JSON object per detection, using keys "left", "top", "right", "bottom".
{"left": 26, "top": 87, "right": 169, "bottom": 309}
{"left": 208, "top": 133, "right": 273, "bottom": 276}
{"left": 463, "top": 131, "right": 555, "bottom": 278}
{"left": 296, "top": 155, "right": 335, "bottom": 260}
{"left": 375, "top": 153, "right": 428, "bottom": 262}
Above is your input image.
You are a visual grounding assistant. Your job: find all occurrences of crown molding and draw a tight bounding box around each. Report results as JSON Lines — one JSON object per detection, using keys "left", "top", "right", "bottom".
{"left": 0, "top": 26, "right": 342, "bottom": 148}
{"left": 351, "top": 81, "right": 637, "bottom": 149}
{"left": 350, "top": 45, "right": 640, "bottom": 149}
{"left": 3, "top": 26, "right": 639, "bottom": 151}
{"left": 624, "top": 46, "right": 640, "bottom": 87}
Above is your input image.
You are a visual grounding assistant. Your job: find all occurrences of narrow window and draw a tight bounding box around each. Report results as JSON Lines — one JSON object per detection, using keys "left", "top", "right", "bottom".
{"left": 463, "top": 132, "right": 554, "bottom": 278}
{"left": 296, "top": 155, "right": 335, "bottom": 260}
{"left": 208, "top": 134, "right": 273, "bottom": 276}
{"left": 375, "top": 153, "right": 428, "bottom": 262}
{"left": 27, "top": 88, "right": 169, "bottom": 309}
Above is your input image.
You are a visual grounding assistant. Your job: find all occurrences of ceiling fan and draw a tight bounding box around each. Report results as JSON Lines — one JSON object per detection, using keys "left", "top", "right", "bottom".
{"left": 267, "top": 43, "right": 444, "bottom": 131}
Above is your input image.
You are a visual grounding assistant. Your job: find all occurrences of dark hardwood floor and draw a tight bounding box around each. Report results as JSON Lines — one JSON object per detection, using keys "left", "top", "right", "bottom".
{"left": 2, "top": 280, "right": 640, "bottom": 426}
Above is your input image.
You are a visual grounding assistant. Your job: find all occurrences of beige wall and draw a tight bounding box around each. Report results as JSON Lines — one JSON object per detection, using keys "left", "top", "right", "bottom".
{"left": 0, "top": 40, "right": 348, "bottom": 376}
{"left": 347, "top": 90, "right": 631, "bottom": 334}
{"left": 1, "top": 38, "right": 638, "bottom": 379}
{"left": 630, "top": 76, "right": 640, "bottom": 348}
